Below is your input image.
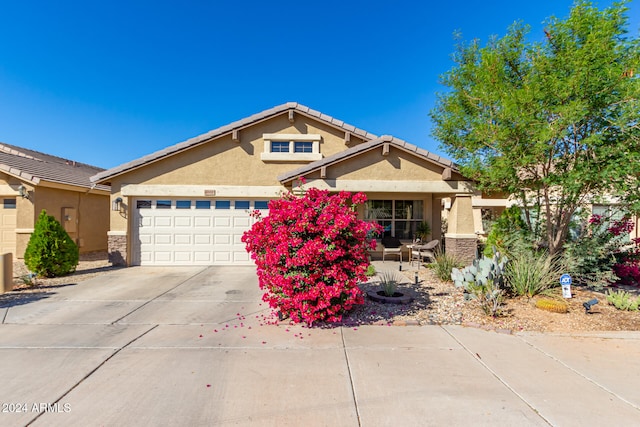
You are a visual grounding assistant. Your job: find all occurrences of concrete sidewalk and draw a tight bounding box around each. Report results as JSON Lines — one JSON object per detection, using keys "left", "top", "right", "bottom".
{"left": 0, "top": 266, "right": 639, "bottom": 426}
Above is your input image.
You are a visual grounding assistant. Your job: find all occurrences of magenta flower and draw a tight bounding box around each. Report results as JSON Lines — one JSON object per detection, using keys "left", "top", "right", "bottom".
{"left": 242, "top": 187, "right": 381, "bottom": 324}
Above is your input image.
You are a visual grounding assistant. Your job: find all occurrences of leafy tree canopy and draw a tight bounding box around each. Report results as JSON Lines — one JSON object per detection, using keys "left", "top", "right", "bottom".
{"left": 431, "top": 0, "right": 640, "bottom": 255}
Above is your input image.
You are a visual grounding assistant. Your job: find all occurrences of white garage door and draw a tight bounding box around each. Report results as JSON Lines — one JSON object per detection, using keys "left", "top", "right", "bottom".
{"left": 132, "top": 198, "right": 268, "bottom": 266}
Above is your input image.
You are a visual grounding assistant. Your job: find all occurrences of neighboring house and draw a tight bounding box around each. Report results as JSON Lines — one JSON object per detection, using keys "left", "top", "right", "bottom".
{"left": 0, "top": 143, "right": 110, "bottom": 258}
{"left": 91, "top": 102, "right": 480, "bottom": 266}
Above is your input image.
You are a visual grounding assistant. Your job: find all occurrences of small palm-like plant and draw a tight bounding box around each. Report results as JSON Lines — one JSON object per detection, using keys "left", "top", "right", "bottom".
{"left": 378, "top": 270, "right": 404, "bottom": 297}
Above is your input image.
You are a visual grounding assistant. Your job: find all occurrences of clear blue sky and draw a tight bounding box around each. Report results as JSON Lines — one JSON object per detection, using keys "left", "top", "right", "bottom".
{"left": 1, "top": 1, "right": 638, "bottom": 169}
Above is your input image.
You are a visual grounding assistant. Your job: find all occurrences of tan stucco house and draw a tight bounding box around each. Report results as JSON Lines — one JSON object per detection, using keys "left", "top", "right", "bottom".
{"left": 91, "top": 103, "right": 481, "bottom": 266}
{"left": 0, "top": 143, "right": 110, "bottom": 258}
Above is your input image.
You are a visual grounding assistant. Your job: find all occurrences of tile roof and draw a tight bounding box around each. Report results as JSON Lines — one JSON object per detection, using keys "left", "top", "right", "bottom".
{"left": 277, "top": 135, "right": 459, "bottom": 183}
{"left": 90, "top": 102, "right": 379, "bottom": 183}
{"left": 0, "top": 143, "right": 110, "bottom": 191}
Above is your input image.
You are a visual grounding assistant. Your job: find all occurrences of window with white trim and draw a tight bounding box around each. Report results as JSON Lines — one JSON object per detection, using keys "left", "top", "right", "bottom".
{"left": 365, "top": 199, "right": 424, "bottom": 240}
{"left": 261, "top": 133, "right": 322, "bottom": 162}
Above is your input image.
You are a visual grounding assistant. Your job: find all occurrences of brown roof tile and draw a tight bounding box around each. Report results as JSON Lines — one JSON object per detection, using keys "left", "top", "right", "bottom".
{"left": 91, "top": 102, "right": 378, "bottom": 184}
{"left": 0, "top": 143, "right": 110, "bottom": 191}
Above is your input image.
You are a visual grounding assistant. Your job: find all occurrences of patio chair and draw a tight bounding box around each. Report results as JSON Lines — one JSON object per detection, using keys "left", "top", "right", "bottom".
{"left": 381, "top": 236, "right": 403, "bottom": 262}
{"left": 418, "top": 240, "right": 440, "bottom": 263}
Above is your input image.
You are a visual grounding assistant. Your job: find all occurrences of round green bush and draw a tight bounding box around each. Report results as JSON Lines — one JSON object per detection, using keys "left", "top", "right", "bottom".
{"left": 24, "top": 210, "right": 79, "bottom": 277}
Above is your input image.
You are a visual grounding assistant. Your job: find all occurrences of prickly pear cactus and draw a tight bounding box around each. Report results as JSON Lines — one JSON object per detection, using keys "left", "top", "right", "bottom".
{"left": 451, "top": 251, "right": 508, "bottom": 292}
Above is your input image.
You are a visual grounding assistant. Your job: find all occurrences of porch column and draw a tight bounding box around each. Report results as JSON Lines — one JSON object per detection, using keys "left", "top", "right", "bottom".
{"left": 445, "top": 194, "right": 477, "bottom": 265}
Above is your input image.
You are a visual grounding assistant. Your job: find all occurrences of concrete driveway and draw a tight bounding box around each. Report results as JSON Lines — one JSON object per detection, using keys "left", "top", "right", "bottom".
{"left": 0, "top": 266, "right": 639, "bottom": 426}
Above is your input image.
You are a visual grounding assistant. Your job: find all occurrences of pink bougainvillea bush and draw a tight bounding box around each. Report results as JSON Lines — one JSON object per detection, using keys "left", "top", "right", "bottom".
{"left": 608, "top": 217, "right": 640, "bottom": 287}
{"left": 242, "top": 186, "right": 381, "bottom": 325}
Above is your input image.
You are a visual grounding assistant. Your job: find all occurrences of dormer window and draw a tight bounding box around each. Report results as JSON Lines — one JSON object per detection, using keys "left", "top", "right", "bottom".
{"left": 261, "top": 133, "right": 322, "bottom": 162}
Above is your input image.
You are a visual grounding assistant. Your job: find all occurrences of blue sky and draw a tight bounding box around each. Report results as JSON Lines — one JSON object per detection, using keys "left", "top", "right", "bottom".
{"left": 1, "top": 1, "right": 638, "bottom": 169}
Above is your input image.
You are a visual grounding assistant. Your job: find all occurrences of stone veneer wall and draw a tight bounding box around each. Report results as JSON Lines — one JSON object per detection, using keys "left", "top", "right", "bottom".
{"left": 445, "top": 236, "right": 477, "bottom": 266}
{"left": 108, "top": 234, "right": 127, "bottom": 266}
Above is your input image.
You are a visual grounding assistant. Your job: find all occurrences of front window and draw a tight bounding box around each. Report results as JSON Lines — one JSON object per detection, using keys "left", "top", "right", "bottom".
{"left": 294, "top": 141, "right": 313, "bottom": 153}
{"left": 365, "top": 200, "right": 424, "bottom": 240}
{"left": 271, "top": 141, "right": 290, "bottom": 153}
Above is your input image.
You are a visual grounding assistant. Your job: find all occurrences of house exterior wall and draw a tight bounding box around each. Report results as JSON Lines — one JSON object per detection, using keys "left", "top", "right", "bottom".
{"left": 11, "top": 185, "right": 109, "bottom": 258}
{"left": 103, "top": 114, "right": 367, "bottom": 265}
{"left": 328, "top": 149, "right": 445, "bottom": 181}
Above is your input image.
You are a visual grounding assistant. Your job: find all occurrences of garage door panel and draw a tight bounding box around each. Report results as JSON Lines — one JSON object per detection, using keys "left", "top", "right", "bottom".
{"left": 214, "top": 235, "right": 230, "bottom": 244}
{"left": 194, "top": 234, "right": 211, "bottom": 245}
{"left": 233, "top": 217, "right": 251, "bottom": 227}
{"left": 139, "top": 216, "right": 153, "bottom": 227}
{"left": 154, "top": 217, "right": 172, "bottom": 227}
{"left": 194, "top": 252, "right": 212, "bottom": 262}
{"left": 139, "top": 234, "right": 153, "bottom": 245}
{"left": 194, "top": 217, "right": 212, "bottom": 227}
{"left": 154, "top": 234, "right": 172, "bottom": 245}
{"left": 174, "top": 217, "right": 192, "bottom": 227}
{"left": 174, "top": 234, "right": 191, "bottom": 245}
{"left": 233, "top": 252, "right": 250, "bottom": 262}
{"left": 174, "top": 252, "right": 192, "bottom": 262}
{"left": 214, "top": 217, "right": 231, "bottom": 227}
{"left": 154, "top": 252, "right": 172, "bottom": 263}
{"left": 214, "top": 252, "right": 231, "bottom": 262}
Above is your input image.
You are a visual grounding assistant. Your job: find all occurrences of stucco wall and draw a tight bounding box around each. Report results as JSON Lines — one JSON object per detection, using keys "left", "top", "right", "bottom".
{"left": 104, "top": 114, "right": 365, "bottom": 236}
{"left": 327, "top": 149, "right": 445, "bottom": 181}
{"left": 18, "top": 186, "right": 109, "bottom": 257}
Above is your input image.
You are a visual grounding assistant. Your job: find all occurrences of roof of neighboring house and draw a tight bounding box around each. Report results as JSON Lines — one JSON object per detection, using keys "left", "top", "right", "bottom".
{"left": 90, "top": 102, "right": 379, "bottom": 184}
{"left": 0, "top": 143, "right": 110, "bottom": 191}
{"left": 278, "top": 135, "right": 460, "bottom": 183}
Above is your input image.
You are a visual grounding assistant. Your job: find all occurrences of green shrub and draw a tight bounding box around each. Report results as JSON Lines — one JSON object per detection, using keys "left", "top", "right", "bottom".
{"left": 606, "top": 289, "right": 639, "bottom": 311}
{"left": 433, "top": 250, "right": 462, "bottom": 282}
{"left": 503, "top": 251, "right": 565, "bottom": 298}
{"left": 365, "top": 264, "right": 376, "bottom": 277}
{"left": 24, "top": 210, "right": 79, "bottom": 278}
{"left": 563, "top": 213, "right": 627, "bottom": 290}
{"left": 484, "top": 206, "right": 530, "bottom": 257}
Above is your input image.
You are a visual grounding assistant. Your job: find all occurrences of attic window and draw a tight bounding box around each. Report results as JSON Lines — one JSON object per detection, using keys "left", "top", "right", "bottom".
{"left": 261, "top": 133, "right": 322, "bottom": 162}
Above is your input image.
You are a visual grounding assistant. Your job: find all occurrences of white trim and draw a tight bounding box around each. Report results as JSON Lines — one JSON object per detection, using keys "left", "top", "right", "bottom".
{"left": 261, "top": 133, "right": 322, "bottom": 162}
{"left": 472, "top": 198, "right": 508, "bottom": 208}
{"left": 445, "top": 233, "right": 479, "bottom": 239}
{"left": 121, "top": 184, "right": 285, "bottom": 198}
{"left": 296, "top": 179, "right": 475, "bottom": 194}
{"left": 263, "top": 133, "right": 321, "bottom": 141}
{"left": 107, "top": 230, "right": 127, "bottom": 236}
{"left": 261, "top": 152, "right": 323, "bottom": 161}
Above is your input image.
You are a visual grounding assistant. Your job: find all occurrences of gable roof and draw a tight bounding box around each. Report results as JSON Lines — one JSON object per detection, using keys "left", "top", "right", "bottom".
{"left": 91, "top": 102, "right": 379, "bottom": 184}
{"left": 0, "top": 143, "right": 109, "bottom": 191}
{"left": 278, "top": 135, "right": 460, "bottom": 183}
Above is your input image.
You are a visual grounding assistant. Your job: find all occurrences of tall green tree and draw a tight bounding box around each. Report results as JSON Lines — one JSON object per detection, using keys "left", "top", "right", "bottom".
{"left": 431, "top": 1, "right": 640, "bottom": 255}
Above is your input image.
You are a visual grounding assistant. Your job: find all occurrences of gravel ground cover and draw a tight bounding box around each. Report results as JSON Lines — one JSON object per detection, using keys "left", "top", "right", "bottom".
{"left": 5, "top": 255, "right": 639, "bottom": 332}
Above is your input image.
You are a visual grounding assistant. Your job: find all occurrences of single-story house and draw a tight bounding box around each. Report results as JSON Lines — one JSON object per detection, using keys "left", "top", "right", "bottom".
{"left": 0, "top": 143, "right": 110, "bottom": 258}
{"left": 91, "top": 102, "right": 482, "bottom": 266}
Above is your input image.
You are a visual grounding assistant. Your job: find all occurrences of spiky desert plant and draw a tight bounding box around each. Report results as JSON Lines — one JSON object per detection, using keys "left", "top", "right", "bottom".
{"left": 433, "top": 250, "right": 462, "bottom": 282}
{"left": 504, "top": 251, "right": 566, "bottom": 297}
